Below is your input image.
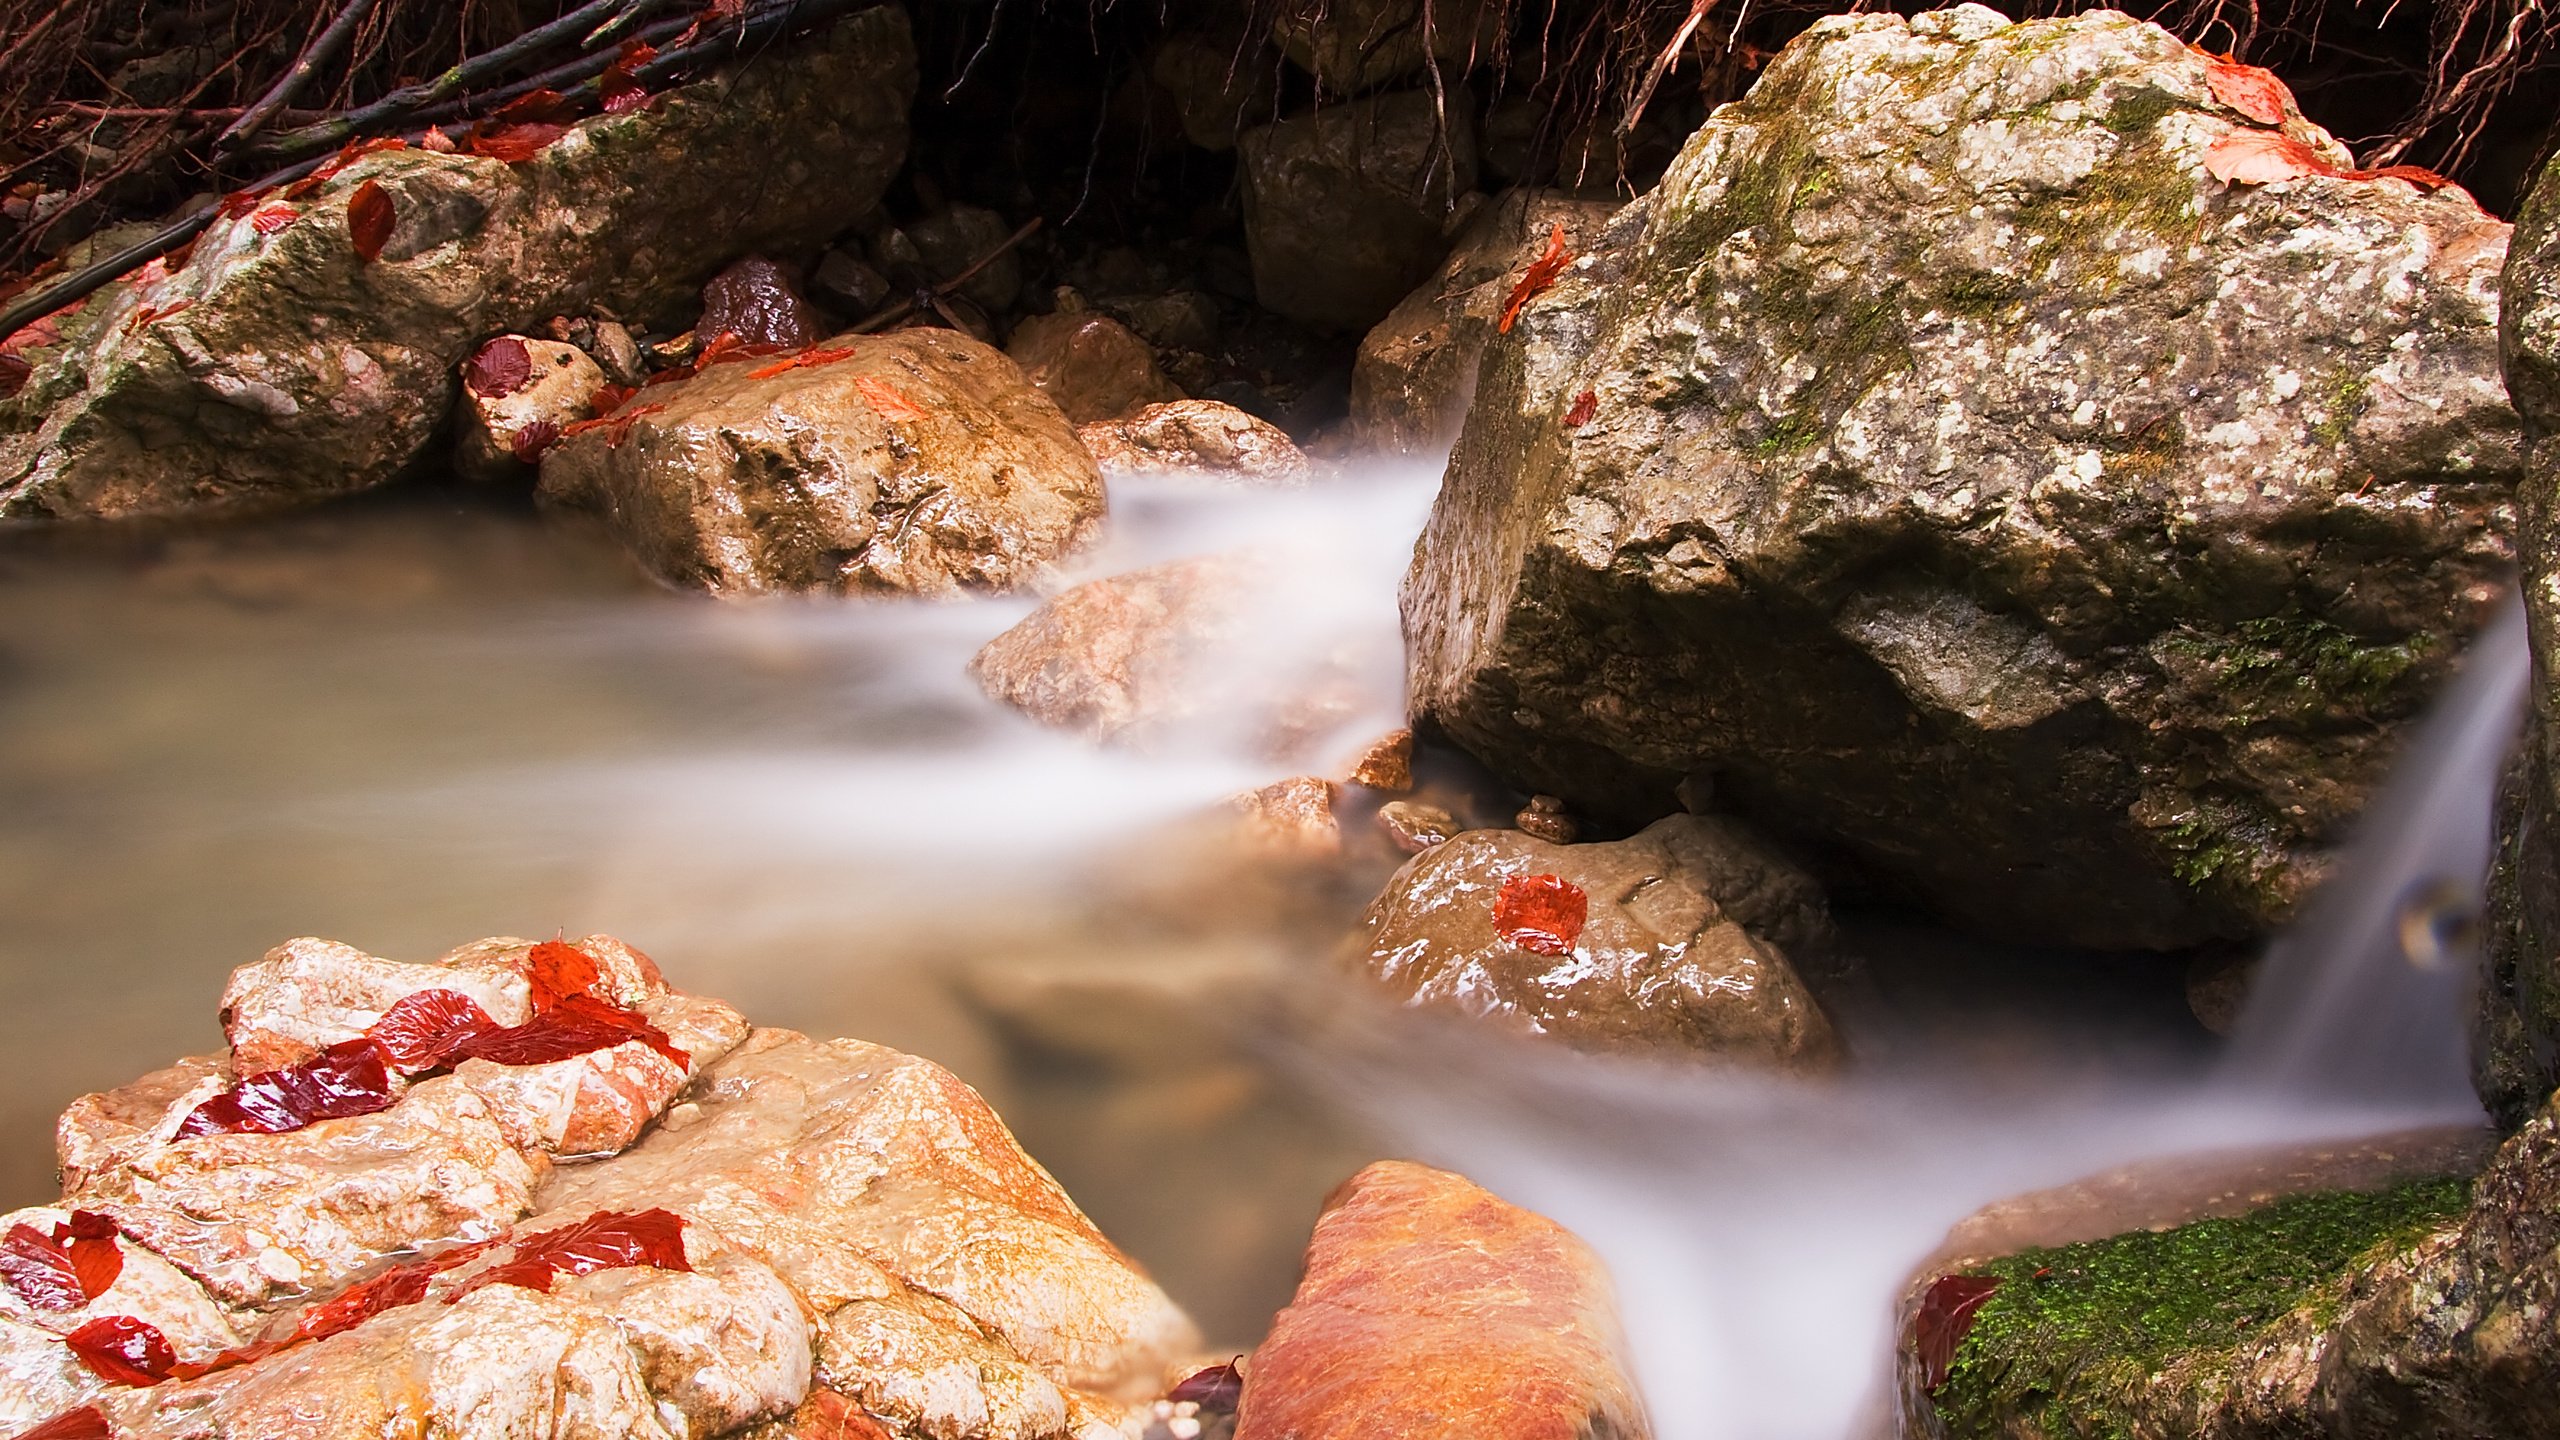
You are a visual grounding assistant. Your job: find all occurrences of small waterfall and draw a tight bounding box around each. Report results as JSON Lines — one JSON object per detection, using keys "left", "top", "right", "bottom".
{"left": 2220, "top": 589, "right": 2531, "bottom": 1107}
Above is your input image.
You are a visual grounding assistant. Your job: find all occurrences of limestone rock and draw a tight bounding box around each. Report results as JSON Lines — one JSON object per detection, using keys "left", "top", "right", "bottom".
{"left": 1234, "top": 1161, "right": 1652, "bottom": 1440}
{"left": 1268, "top": 0, "right": 1503, "bottom": 94}
{"left": 702, "top": 254, "right": 824, "bottom": 351}
{"left": 1352, "top": 190, "right": 1619, "bottom": 456}
{"left": 539, "top": 328, "right": 1107, "bottom": 597}
{"left": 1077, "top": 401, "right": 1312, "bottom": 485}
{"left": 1406, "top": 7, "right": 2519, "bottom": 950}
{"left": 1008, "top": 310, "right": 1185, "bottom": 424}
{"left": 1239, "top": 91, "right": 1480, "bottom": 333}
{"left": 0, "top": 8, "right": 916, "bottom": 521}
{"left": 2486, "top": 146, "right": 2560, "bottom": 1126}
{"left": 1351, "top": 814, "right": 1839, "bottom": 1065}
{"left": 454, "top": 335, "right": 607, "bottom": 480}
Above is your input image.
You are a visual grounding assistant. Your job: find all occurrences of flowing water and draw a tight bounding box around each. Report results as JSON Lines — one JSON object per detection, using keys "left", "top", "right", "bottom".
{"left": 0, "top": 466, "right": 2520, "bottom": 1437}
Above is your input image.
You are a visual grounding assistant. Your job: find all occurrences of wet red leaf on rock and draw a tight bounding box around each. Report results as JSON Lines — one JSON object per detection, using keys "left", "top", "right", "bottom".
{"left": 464, "top": 336, "right": 534, "bottom": 398}
{"left": 219, "top": 190, "right": 264, "bottom": 220}
{"left": 2203, "top": 130, "right": 2459, "bottom": 194}
{"left": 173, "top": 1040, "right": 395, "bottom": 1139}
{"left": 527, "top": 938, "right": 602, "bottom": 1012}
{"left": 1499, "top": 221, "right": 1572, "bottom": 334}
{"left": 250, "top": 204, "right": 297, "bottom": 237}
{"left": 853, "top": 375, "right": 926, "bottom": 421}
{"left": 421, "top": 125, "right": 458, "bottom": 154}
{"left": 559, "top": 400, "right": 666, "bottom": 448}
{"left": 120, "top": 300, "right": 192, "bottom": 335}
{"left": 65, "top": 1315, "right": 176, "bottom": 1386}
{"left": 748, "top": 345, "right": 858, "bottom": 381}
{"left": 600, "top": 41, "right": 661, "bottom": 115}
{"left": 2204, "top": 61, "right": 2291, "bottom": 125}
{"left": 588, "top": 383, "right": 636, "bottom": 414}
{"left": 1914, "top": 1273, "right": 2003, "bottom": 1390}
{"left": 11, "top": 1406, "right": 113, "bottom": 1440}
{"left": 462, "top": 992, "right": 687, "bottom": 1068}
{"left": 465, "top": 122, "right": 568, "bottom": 164}
{"left": 789, "top": 1390, "right": 897, "bottom": 1440}
{"left": 1, "top": 1226, "right": 88, "bottom": 1311}
{"left": 1565, "top": 389, "right": 1598, "bottom": 427}
{"left": 1491, "top": 873, "right": 1587, "bottom": 956}
{"left": 366, "top": 988, "right": 504, "bottom": 1071}
{"left": 346, "top": 179, "right": 395, "bottom": 263}
{"left": 492, "top": 89, "right": 577, "bottom": 126}
{"left": 452, "top": 1208, "right": 690, "bottom": 1299}
{"left": 1167, "top": 1360, "right": 1244, "bottom": 1414}
{"left": 509, "top": 419, "right": 561, "bottom": 464}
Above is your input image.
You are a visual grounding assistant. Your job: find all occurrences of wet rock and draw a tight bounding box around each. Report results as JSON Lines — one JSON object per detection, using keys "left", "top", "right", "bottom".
{"left": 1345, "top": 729, "right": 1413, "bottom": 792}
{"left": 1267, "top": 0, "right": 1504, "bottom": 94}
{"left": 1375, "top": 799, "right": 1457, "bottom": 854}
{"left": 54, "top": 1056, "right": 230, "bottom": 1191}
{"left": 582, "top": 317, "right": 648, "bottom": 386}
{"left": 2184, "top": 947, "right": 2258, "bottom": 1036}
{"left": 1239, "top": 91, "right": 1481, "bottom": 333}
{"left": 0, "top": 1206, "right": 243, "bottom": 1432}
{"left": 1513, "top": 794, "right": 1577, "bottom": 845}
{"left": 1351, "top": 815, "right": 1838, "bottom": 1064}
{"left": 1234, "top": 1160, "right": 1653, "bottom": 1440}
{"left": 701, "top": 254, "right": 824, "bottom": 351}
{"left": 2486, "top": 147, "right": 2560, "bottom": 1127}
{"left": 452, "top": 336, "right": 607, "bottom": 481}
{"left": 1231, "top": 776, "right": 1343, "bottom": 858}
{"left": 1149, "top": 28, "right": 1282, "bottom": 151}
{"left": 816, "top": 246, "right": 896, "bottom": 318}
{"left": 1077, "top": 400, "right": 1313, "bottom": 485}
{"left": 1914, "top": 1095, "right": 2560, "bottom": 1439}
{"left": 539, "top": 328, "right": 1106, "bottom": 597}
{"left": 1406, "top": 7, "right": 2518, "bottom": 951}
{"left": 1008, "top": 308, "right": 1186, "bottom": 424}
{"left": 0, "top": 7, "right": 916, "bottom": 520}
{"left": 909, "top": 204, "right": 1025, "bottom": 315}
{"left": 219, "top": 933, "right": 532, "bottom": 1074}
{"left": 1351, "top": 190, "right": 1620, "bottom": 456}
{"left": 453, "top": 989, "right": 749, "bottom": 1158}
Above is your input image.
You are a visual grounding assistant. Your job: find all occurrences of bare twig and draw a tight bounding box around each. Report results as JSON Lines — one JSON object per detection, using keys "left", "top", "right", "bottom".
{"left": 217, "top": 0, "right": 384, "bottom": 151}
{"left": 851, "top": 217, "right": 1043, "bottom": 334}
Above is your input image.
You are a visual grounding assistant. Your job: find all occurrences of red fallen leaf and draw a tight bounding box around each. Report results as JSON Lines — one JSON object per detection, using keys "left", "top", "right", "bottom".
{"left": 11, "top": 1406, "right": 112, "bottom": 1440}
{"left": 1565, "top": 388, "right": 1598, "bottom": 427}
{"left": 1, "top": 1226, "right": 87, "bottom": 1310}
{"left": 285, "top": 136, "right": 410, "bottom": 200}
{"left": 219, "top": 190, "right": 262, "bottom": 219}
{"left": 853, "top": 375, "right": 926, "bottom": 421}
{"left": 1168, "top": 1360, "right": 1244, "bottom": 1413}
{"left": 2205, "top": 61, "right": 2291, "bottom": 125}
{"left": 574, "top": 400, "right": 666, "bottom": 447}
{"left": 672, "top": 0, "right": 749, "bottom": 48}
{"left": 465, "top": 122, "right": 567, "bottom": 164}
{"left": 1914, "top": 1273, "right": 2003, "bottom": 1390}
{"left": 250, "top": 204, "right": 297, "bottom": 237}
{"left": 1499, "top": 221, "right": 1572, "bottom": 334}
{"left": 120, "top": 300, "right": 193, "bottom": 335}
{"left": 366, "top": 988, "right": 504, "bottom": 1071}
{"left": 452, "top": 1208, "right": 691, "bottom": 1299}
{"left": 172, "top": 1039, "right": 394, "bottom": 1139}
{"left": 1491, "top": 873, "right": 1587, "bottom": 956}
{"left": 493, "top": 88, "right": 577, "bottom": 126}
{"left": 0, "top": 353, "right": 30, "bottom": 399}
{"left": 346, "top": 179, "right": 394, "bottom": 263}
{"left": 589, "top": 383, "right": 636, "bottom": 414}
{"left": 464, "top": 335, "right": 534, "bottom": 398}
{"left": 65, "top": 1315, "right": 175, "bottom": 1386}
{"left": 600, "top": 40, "right": 661, "bottom": 114}
{"left": 527, "top": 938, "right": 602, "bottom": 1012}
{"left": 421, "top": 125, "right": 458, "bottom": 154}
{"left": 510, "top": 419, "right": 561, "bottom": 463}
{"left": 460, "top": 991, "right": 686, "bottom": 1069}
{"left": 790, "top": 1390, "right": 897, "bottom": 1440}
{"left": 162, "top": 234, "right": 198, "bottom": 272}
{"left": 2203, "top": 130, "right": 2458, "bottom": 193}
{"left": 690, "top": 331, "right": 786, "bottom": 372}
{"left": 747, "top": 345, "right": 859, "bottom": 381}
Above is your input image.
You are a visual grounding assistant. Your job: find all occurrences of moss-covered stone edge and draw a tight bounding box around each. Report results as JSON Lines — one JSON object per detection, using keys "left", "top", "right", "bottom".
{"left": 1929, "top": 1176, "right": 2470, "bottom": 1440}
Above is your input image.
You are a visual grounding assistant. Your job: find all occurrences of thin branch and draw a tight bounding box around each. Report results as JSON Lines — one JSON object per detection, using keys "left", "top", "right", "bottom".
{"left": 217, "top": 0, "right": 384, "bottom": 151}
{"left": 851, "top": 217, "right": 1042, "bottom": 334}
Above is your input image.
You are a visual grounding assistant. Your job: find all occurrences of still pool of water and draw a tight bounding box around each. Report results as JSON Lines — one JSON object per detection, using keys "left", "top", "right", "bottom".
{"left": 0, "top": 472, "right": 2507, "bottom": 1439}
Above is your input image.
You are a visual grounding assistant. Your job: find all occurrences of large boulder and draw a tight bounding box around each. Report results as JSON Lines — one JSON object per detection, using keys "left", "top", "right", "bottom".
{"left": 1233, "top": 1160, "right": 1653, "bottom": 1440}
{"left": 2486, "top": 148, "right": 2560, "bottom": 1126}
{"left": 539, "top": 329, "right": 1107, "bottom": 597}
{"left": 1239, "top": 91, "right": 1481, "bottom": 333}
{"left": 1405, "top": 6, "right": 2519, "bottom": 950}
{"left": 1348, "top": 813, "right": 1840, "bottom": 1065}
{"left": 0, "top": 8, "right": 915, "bottom": 520}
{"left": 1914, "top": 1094, "right": 2560, "bottom": 1439}
{"left": 1351, "top": 189, "right": 1619, "bottom": 456}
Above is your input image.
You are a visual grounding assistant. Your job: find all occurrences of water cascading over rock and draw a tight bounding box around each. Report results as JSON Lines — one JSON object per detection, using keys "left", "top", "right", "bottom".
{"left": 1403, "top": 4, "right": 2520, "bottom": 951}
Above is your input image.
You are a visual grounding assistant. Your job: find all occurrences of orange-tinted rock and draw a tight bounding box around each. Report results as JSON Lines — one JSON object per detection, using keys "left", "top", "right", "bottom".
{"left": 1232, "top": 777, "right": 1342, "bottom": 858}
{"left": 1235, "top": 1161, "right": 1651, "bottom": 1440}
{"left": 1008, "top": 310, "right": 1184, "bottom": 423}
{"left": 1375, "top": 799, "right": 1456, "bottom": 854}
{"left": 1077, "top": 401, "right": 1312, "bottom": 485}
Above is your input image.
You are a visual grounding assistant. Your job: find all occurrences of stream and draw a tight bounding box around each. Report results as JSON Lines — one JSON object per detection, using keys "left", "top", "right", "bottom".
{"left": 0, "top": 462, "right": 2512, "bottom": 1438}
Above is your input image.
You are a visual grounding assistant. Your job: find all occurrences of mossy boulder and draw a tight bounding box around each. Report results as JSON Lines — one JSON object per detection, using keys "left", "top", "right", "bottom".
{"left": 1913, "top": 1095, "right": 2560, "bottom": 1438}
{"left": 1403, "top": 4, "right": 2518, "bottom": 951}
{"left": 0, "top": 8, "right": 916, "bottom": 521}
{"left": 2485, "top": 146, "right": 2560, "bottom": 1126}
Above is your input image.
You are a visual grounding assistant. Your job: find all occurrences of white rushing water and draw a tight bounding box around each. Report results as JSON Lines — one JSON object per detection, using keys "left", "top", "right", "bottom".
{"left": 0, "top": 459, "right": 2520, "bottom": 1436}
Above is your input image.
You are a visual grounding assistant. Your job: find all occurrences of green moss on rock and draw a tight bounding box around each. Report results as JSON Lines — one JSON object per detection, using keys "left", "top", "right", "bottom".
{"left": 1933, "top": 1178, "right": 2471, "bottom": 1440}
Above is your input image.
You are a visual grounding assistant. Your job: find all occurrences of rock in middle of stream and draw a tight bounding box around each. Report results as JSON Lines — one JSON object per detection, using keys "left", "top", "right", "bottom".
{"left": 1404, "top": 5, "right": 2519, "bottom": 951}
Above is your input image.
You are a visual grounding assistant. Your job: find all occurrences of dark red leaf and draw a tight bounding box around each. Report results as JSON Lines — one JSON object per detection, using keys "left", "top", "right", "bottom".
{"left": 346, "top": 179, "right": 394, "bottom": 263}
{"left": 1499, "top": 222, "right": 1572, "bottom": 334}
{"left": 1565, "top": 389, "right": 1598, "bottom": 427}
{"left": 173, "top": 1041, "right": 394, "bottom": 1139}
{"left": 510, "top": 419, "right": 561, "bottom": 464}
{"left": 456, "top": 992, "right": 685, "bottom": 1069}
{"left": 465, "top": 123, "right": 567, "bottom": 164}
{"left": 1914, "top": 1274, "right": 2003, "bottom": 1390}
{"left": 1491, "top": 873, "right": 1587, "bottom": 956}
{"left": 493, "top": 89, "right": 576, "bottom": 125}
{"left": 289, "top": 1262, "right": 435, "bottom": 1344}
{"left": 600, "top": 43, "right": 660, "bottom": 115}
{"left": 453, "top": 1208, "right": 690, "bottom": 1299}
{"left": 464, "top": 336, "right": 534, "bottom": 398}
{"left": 65, "top": 1316, "right": 175, "bottom": 1386}
{"left": 591, "top": 382, "right": 638, "bottom": 412}
{"left": 366, "top": 989, "right": 502, "bottom": 1072}
{"left": 0, "top": 1224, "right": 87, "bottom": 1311}
{"left": 0, "top": 353, "right": 30, "bottom": 400}
{"left": 527, "top": 939, "right": 602, "bottom": 1012}
{"left": 218, "top": 189, "right": 264, "bottom": 219}
{"left": 58, "top": 1212, "right": 116, "bottom": 1243}
{"left": 1168, "top": 1360, "right": 1243, "bottom": 1413}
{"left": 10, "top": 1406, "right": 112, "bottom": 1440}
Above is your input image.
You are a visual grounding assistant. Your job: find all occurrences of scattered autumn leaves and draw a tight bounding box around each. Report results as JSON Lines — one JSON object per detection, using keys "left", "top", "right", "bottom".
{"left": 2195, "top": 52, "right": 2458, "bottom": 196}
